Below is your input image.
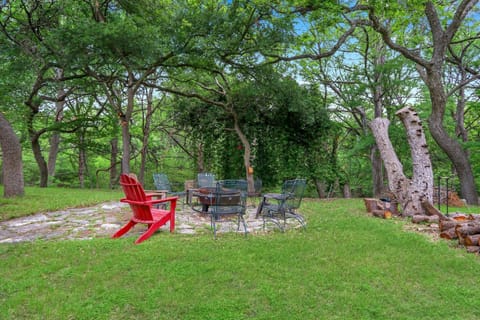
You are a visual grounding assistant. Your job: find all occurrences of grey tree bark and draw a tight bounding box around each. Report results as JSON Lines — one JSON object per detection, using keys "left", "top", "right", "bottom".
{"left": 0, "top": 112, "right": 24, "bottom": 197}
{"left": 78, "top": 132, "right": 87, "bottom": 188}
{"left": 47, "top": 69, "right": 66, "bottom": 180}
{"left": 138, "top": 88, "right": 155, "bottom": 185}
{"left": 370, "top": 107, "right": 434, "bottom": 216}
{"left": 109, "top": 137, "right": 118, "bottom": 189}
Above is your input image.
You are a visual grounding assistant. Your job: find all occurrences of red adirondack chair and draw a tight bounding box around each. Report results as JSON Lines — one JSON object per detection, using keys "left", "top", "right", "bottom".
{"left": 112, "top": 174, "right": 178, "bottom": 244}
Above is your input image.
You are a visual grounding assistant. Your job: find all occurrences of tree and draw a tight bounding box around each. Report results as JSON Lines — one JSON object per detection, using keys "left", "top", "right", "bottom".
{"left": 298, "top": 27, "right": 420, "bottom": 197}
{"left": 370, "top": 107, "right": 434, "bottom": 216}
{"left": 0, "top": 0, "right": 89, "bottom": 187}
{"left": 0, "top": 4, "right": 26, "bottom": 196}
{"left": 47, "top": 68, "right": 67, "bottom": 180}
{"left": 146, "top": 1, "right": 298, "bottom": 193}
{"left": 0, "top": 112, "right": 24, "bottom": 197}
{"left": 366, "top": 0, "right": 480, "bottom": 204}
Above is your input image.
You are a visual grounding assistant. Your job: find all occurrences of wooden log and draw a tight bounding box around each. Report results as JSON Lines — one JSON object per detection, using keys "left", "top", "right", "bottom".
{"left": 440, "top": 228, "right": 457, "bottom": 240}
{"left": 449, "top": 213, "right": 480, "bottom": 221}
{"left": 439, "top": 219, "right": 468, "bottom": 232}
{"left": 455, "top": 222, "right": 480, "bottom": 238}
{"left": 421, "top": 200, "right": 448, "bottom": 221}
{"left": 384, "top": 210, "right": 392, "bottom": 219}
{"left": 371, "top": 209, "right": 391, "bottom": 219}
{"left": 453, "top": 222, "right": 480, "bottom": 245}
{"left": 455, "top": 224, "right": 466, "bottom": 245}
{"left": 364, "top": 198, "right": 380, "bottom": 213}
{"left": 451, "top": 213, "right": 470, "bottom": 221}
{"left": 464, "top": 234, "right": 480, "bottom": 247}
{"left": 465, "top": 246, "right": 480, "bottom": 254}
{"left": 411, "top": 215, "right": 439, "bottom": 224}
{"left": 448, "top": 192, "right": 466, "bottom": 207}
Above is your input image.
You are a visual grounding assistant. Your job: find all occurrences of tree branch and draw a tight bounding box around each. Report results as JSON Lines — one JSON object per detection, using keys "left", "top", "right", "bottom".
{"left": 143, "top": 82, "right": 226, "bottom": 108}
{"left": 366, "top": 6, "right": 431, "bottom": 68}
{"left": 264, "top": 21, "right": 359, "bottom": 63}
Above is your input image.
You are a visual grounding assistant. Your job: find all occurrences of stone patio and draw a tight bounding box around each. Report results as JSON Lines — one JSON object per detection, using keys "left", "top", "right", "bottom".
{"left": 0, "top": 201, "right": 284, "bottom": 243}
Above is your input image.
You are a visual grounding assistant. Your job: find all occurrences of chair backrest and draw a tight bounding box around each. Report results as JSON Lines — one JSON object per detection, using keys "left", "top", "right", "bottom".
{"left": 120, "top": 174, "right": 153, "bottom": 221}
{"left": 282, "top": 179, "right": 306, "bottom": 210}
{"left": 218, "top": 179, "right": 248, "bottom": 198}
{"left": 153, "top": 173, "right": 172, "bottom": 192}
{"left": 197, "top": 172, "right": 216, "bottom": 188}
{"left": 210, "top": 179, "right": 248, "bottom": 214}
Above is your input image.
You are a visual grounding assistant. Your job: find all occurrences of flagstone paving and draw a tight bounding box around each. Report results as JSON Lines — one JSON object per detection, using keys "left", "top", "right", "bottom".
{"left": 0, "top": 201, "right": 270, "bottom": 243}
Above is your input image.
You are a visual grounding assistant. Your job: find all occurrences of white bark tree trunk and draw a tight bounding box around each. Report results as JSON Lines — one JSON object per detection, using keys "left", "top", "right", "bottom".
{"left": 396, "top": 107, "right": 434, "bottom": 205}
{"left": 370, "top": 107, "right": 434, "bottom": 216}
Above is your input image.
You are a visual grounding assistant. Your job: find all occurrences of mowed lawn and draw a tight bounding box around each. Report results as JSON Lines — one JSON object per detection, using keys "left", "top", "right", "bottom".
{"left": 1, "top": 191, "right": 479, "bottom": 319}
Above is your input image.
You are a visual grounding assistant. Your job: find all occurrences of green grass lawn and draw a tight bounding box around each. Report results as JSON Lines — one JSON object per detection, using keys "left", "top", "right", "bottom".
{"left": 0, "top": 186, "right": 123, "bottom": 220}
{"left": 1, "top": 192, "right": 479, "bottom": 319}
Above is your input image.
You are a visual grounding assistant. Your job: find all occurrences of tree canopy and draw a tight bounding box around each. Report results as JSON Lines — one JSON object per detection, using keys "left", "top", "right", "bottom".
{"left": 0, "top": 0, "right": 479, "bottom": 203}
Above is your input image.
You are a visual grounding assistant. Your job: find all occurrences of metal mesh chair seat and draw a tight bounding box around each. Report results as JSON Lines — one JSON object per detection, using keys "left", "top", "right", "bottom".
{"left": 258, "top": 179, "right": 307, "bottom": 231}
{"left": 205, "top": 179, "right": 248, "bottom": 238}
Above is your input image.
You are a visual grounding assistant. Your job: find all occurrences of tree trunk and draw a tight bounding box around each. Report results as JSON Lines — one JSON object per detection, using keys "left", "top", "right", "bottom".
{"left": 371, "top": 42, "right": 386, "bottom": 198}
{"left": 396, "top": 107, "right": 434, "bottom": 203}
{"left": 120, "top": 72, "right": 136, "bottom": 175}
{"left": 314, "top": 179, "right": 327, "bottom": 198}
{"left": 369, "top": 118, "right": 409, "bottom": 212}
{"left": 0, "top": 112, "right": 24, "bottom": 197}
{"left": 370, "top": 106, "right": 434, "bottom": 216}
{"left": 343, "top": 183, "right": 351, "bottom": 198}
{"left": 47, "top": 68, "right": 66, "bottom": 179}
{"left": 233, "top": 114, "right": 254, "bottom": 195}
{"left": 121, "top": 117, "right": 131, "bottom": 174}
{"left": 455, "top": 68, "right": 469, "bottom": 144}
{"left": 370, "top": 145, "right": 384, "bottom": 197}
{"left": 78, "top": 133, "right": 87, "bottom": 188}
{"left": 138, "top": 88, "right": 154, "bottom": 185}
{"left": 196, "top": 143, "right": 205, "bottom": 173}
{"left": 31, "top": 131, "right": 49, "bottom": 188}
{"left": 48, "top": 133, "right": 61, "bottom": 178}
{"left": 423, "top": 1, "right": 479, "bottom": 205}
{"left": 426, "top": 69, "right": 478, "bottom": 205}
{"left": 110, "top": 137, "right": 118, "bottom": 189}
{"left": 26, "top": 104, "right": 49, "bottom": 187}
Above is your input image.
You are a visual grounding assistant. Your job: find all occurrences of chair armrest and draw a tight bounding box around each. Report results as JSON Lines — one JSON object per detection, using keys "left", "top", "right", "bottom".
{"left": 120, "top": 196, "right": 178, "bottom": 206}
{"left": 144, "top": 190, "right": 168, "bottom": 198}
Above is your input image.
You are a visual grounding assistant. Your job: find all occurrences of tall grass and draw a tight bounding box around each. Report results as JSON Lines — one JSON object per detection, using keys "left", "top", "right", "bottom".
{"left": 1, "top": 197, "right": 479, "bottom": 319}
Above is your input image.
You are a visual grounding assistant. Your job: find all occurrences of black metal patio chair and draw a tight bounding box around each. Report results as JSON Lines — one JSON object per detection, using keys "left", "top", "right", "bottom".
{"left": 257, "top": 178, "right": 307, "bottom": 231}
{"left": 192, "top": 179, "right": 248, "bottom": 239}
{"left": 153, "top": 173, "right": 186, "bottom": 207}
{"left": 197, "top": 172, "right": 216, "bottom": 188}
